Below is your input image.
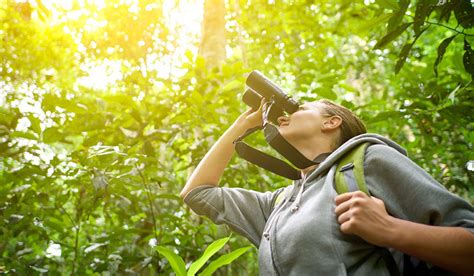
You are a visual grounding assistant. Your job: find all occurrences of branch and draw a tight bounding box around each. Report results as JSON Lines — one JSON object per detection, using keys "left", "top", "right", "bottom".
{"left": 71, "top": 223, "right": 80, "bottom": 276}
{"left": 406, "top": 14, "right": 474, "bottom": 37}
{"left": 135, "top": 164, "right": 159, "bottom": 243}
{"left": 58, "top": 204, "right": 76, "bottom": 227}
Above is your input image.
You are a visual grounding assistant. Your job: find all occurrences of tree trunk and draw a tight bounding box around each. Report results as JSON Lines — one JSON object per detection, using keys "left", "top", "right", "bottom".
{"left": 199, "top": 0, "right": 226, "bottom": 69}
{"left": 15, "top": 1, "right": 32, "bottom": 21}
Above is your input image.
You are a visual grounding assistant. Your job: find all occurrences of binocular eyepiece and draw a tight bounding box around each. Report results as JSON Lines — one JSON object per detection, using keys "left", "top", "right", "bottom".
{"left": 242, "top": 70, "right": 300, "bottom": 125}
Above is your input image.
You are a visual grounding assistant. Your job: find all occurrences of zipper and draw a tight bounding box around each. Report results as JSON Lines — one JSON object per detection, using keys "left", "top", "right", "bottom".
{"left": 269, "top": 212, "right": 283, "bottom": 276}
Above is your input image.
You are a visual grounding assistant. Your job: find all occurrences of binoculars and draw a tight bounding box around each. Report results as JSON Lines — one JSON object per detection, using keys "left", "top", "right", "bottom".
{"left": 242, "top": 70, "right": 300, "bottom": 125}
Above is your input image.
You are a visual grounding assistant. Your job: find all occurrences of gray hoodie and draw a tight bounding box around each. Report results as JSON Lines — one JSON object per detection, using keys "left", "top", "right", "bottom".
{"left": 183, "top": 134, "right": 474, "bottom": 275}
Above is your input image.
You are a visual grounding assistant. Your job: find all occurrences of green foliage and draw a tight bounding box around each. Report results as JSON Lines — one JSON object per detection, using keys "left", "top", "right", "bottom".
{"left": 156, "top": 246, "right": 187, "bottom": 276}
{"left": 1, "top": 0, "right": 473, "bottom": 274}
{"left": 373, "top": 0, "right": 474, "bottom": 77}
{"left": 157, "top": 236, "right": 251, "bottom": 276}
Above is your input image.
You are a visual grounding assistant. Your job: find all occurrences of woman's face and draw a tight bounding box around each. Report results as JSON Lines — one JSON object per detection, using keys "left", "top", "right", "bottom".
{"left": 276, "top": 101, "right": 327, "bottom": 142}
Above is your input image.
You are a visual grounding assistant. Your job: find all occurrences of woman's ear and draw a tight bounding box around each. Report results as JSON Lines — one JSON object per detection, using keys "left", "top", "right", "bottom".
{"left": 322, "top": 116, "right": 342, "bottom": 131}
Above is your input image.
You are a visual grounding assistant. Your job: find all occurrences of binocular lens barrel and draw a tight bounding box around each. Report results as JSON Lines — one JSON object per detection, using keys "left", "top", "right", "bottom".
{"left": 244, "top": 70, "right": 299, "bottom": 114}
{"left": 242, "top": 88, "right": 262, "bottom": 111}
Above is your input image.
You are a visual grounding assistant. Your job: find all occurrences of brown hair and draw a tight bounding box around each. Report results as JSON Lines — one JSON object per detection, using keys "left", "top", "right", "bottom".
{"left": 318, "top": 100, "right": 367, "bottom": 148}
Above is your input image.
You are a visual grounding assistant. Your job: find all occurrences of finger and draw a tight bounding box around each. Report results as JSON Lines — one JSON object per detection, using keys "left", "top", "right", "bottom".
{"left": 258, "top": 97, "right": 266, "bottom": 110}
{"left": 337, "top": 209, "right": 351, "bottom": 225}
{"left": 335, "top": 191, "right": 369, "bottom": 205}
{"left": 334, "top": 192, "right": 355, "bottom": 205}
{"left": 340, "top": 220, "right": 354, "bottom": 235}
{"left": 334, "top": 199, "right": 351, "bottom": 217}
{"left": 243, "top": 108, "right": 254, "bottom": 116}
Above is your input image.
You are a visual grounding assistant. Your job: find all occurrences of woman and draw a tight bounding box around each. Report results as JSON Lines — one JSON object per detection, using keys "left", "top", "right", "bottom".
{"left": 180, "top": 99, "right": 474, "bottom": 275}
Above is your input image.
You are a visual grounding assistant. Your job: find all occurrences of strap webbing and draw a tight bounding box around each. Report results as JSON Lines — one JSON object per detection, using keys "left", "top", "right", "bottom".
{"left": 233, "top": 122, "right": 332, "bottom": 180}
{"left": 233, "top": 126, "right": 301, "bottom": 180}
{"left": 334, "top": 143, "right": 370, "bottom": 194}
{"left": 340, "top": 163, "right": 359, "bottom": 193}
{"left": 264, "top": 124, "right": 317, "bottom": 169}
{"left": 234, "top": 141, "right": 301, "bottom": 180}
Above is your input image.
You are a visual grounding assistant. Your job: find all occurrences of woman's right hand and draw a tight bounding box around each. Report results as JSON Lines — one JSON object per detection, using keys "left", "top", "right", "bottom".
{"left": 181, "top": 99, "right": 267, "bottom": 198}
{"left": 235, "top": 98, "right": 266, "bottom": 130}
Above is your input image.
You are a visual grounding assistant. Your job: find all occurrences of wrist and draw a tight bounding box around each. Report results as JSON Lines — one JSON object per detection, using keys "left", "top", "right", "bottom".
{"left": 225, "top": 120, "right": 250, "bottom": 140}
{"left": 232, "top": 118, "right": 253, "bottom": 133}
{"left": 383, "top": 216, "right": 404, "bottom": 248}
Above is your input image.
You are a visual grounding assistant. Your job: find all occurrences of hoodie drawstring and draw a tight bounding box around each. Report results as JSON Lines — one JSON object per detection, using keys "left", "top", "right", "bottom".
{"left": 291, "top": 181, "right": 305, "bottom": 212}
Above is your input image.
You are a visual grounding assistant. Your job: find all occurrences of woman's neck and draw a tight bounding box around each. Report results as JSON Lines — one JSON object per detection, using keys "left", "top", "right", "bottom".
{"left": 297, "top": 136, "right": 335, "bottom": 181}
{"left": 293, "top": 135, "right": 333, "bottom": 160}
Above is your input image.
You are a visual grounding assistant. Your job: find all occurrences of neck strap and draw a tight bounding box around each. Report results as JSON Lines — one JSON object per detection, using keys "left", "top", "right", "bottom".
{"left": 234, "top": 125, "right": 332, "bottom": 180}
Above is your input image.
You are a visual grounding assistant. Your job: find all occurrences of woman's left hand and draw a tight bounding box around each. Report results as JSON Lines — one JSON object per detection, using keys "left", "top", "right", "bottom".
{"left": 334, "top": 191, "right": 395, "bottom": 247}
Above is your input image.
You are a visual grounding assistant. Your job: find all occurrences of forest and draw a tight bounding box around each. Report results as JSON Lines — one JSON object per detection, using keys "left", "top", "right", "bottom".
{"left": 1, "top": 0, "right": 473, "bottom": 274}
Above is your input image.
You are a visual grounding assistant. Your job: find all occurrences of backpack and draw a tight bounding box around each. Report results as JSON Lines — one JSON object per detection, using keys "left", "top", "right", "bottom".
{"left": 273, "top": 142, "right": 450, "bottom": 276}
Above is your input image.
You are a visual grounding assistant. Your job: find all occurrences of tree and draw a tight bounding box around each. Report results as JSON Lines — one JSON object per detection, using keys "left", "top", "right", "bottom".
{"left": 1, "top": 0, "right": 472, "bottom": 274}
{"left": 199, "top": 0, "right": 227, "bottom": 68}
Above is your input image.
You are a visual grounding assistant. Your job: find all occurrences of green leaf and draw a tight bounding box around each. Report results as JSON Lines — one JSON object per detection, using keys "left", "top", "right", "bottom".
{"left": 199, "top": 246, "right": 252, "bottom": 276}
{"left": 395, "top": 27, "right": 428, "bottom": 74}
{"left": 454, "top": 0, "right": 474, "bottom": 29}
{"left": 413, "top": 0, "right": 433, "bottom": 34}
{"left": 387, "top": 0, "right": 409, "bottom": 32}
{"left": 316, "top": 87, "right": 338, "bottom": 101}
{"left": 157, "top": 193, "right": 181, "bottom": 201}
{"left": 185, "top": 49, "right": 194, "bottom": 62}
{"left": 437, "top": 1, "right": 455, "bottom": 22}
{"left": 190, "top": 91, "right": 204, "bottom": 106}
{"left": 44, "top": 217, "right": 66, "bottom": 233}
{"left": 376, "top": 0, "right": 399, "bottom": 10}
{"left": 221, "top": 80, "right": 241, "bottom": 92}
{"left": 447, "top": 83, "right": 462, "bottom": 105}
{"left": 84, "top": 243, "right": 107, "bottom": 253}
{"left": 120, "top": 127, "right": 139, "bottom": 138}
{"left": 28, "top": 115, "right": 42, "bottom": 135}
{"left": 187, "top": 236, "right": 230, "bottom": 276}
{"left": 196, "top": 57, "right": 206, "bottom": 70}
{"left": 434, "top": 35, "right": 457, "bottom": 77}
{"left": 144, "top": 141, "right": 155, "bottom": 157}
{"left": 8, "top": 214, "right": 24, "bottom": 224}
{"left": 30, "top": 266, "right": 48, "bottom": 273}
{"left": 11, "top": 130, "right": 38, "bottom": 140}
{"left": 156, "top": 246, "right": 186, "bottom": 276}
{"left": 372, "top": 111, "right": 403, "bottom": 123}
{"left": 463, "top": 38, "right": 474, "bottom": 77}
{"left": 355, "top": 13, "right": 392, "bottom": 34}
{"left": 374, "top": 22, "right": 412, "bottom": 49}
{"left": 36, "top": 0, "right": 52, "bottom": 18}
{"left": 131, "top": 108, "right": 143, "bottom": 124}
{"left": 43, "top": 127, "right": 63, "bottom": 143}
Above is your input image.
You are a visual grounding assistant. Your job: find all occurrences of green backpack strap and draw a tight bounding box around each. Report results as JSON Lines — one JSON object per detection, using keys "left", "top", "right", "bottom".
{"left": 333, "top": 142, "right": 402, "bottom": 275}
{"left": 274, "top": 142, "right": 370, "bottom": 209}
{"left": 334, "top": 142, "right": 370, "bottom": 195}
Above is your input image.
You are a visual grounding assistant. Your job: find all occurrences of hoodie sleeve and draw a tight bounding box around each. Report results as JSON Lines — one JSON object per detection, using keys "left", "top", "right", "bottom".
{"left": 183, "top": 185, "right": 281, "bottom": 246}
{"left": 364, "top": 144, "right": 474, "bottom": 233}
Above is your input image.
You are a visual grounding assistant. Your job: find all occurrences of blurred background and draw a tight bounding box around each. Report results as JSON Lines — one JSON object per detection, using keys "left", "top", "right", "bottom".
{"left": 1, "top": 0, "right": 473, "bottom": 274}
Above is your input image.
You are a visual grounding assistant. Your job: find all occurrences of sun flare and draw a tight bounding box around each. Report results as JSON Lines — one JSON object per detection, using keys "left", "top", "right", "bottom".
{"left": 30, "top": 0, "right": 204, "bottom": 89}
